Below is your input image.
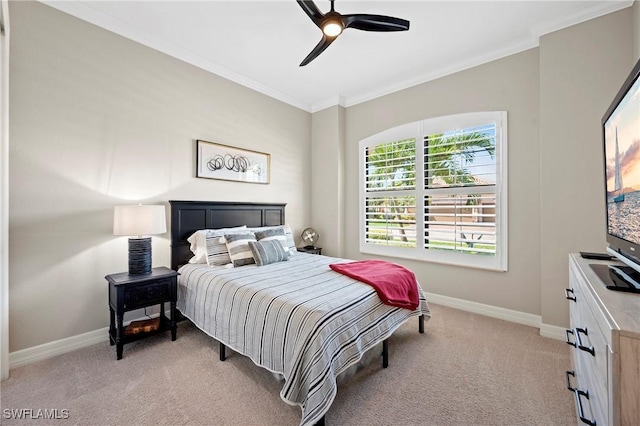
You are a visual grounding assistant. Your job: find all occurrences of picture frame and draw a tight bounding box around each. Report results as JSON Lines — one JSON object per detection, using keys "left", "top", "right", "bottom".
{"left": 196, "top": 140, "right": 270, "bottom": 184}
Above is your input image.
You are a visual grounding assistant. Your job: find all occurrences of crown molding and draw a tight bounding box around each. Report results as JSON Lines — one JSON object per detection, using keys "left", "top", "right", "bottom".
{"left": 40, "top": 0, "right": 634, "bottom": 114}
{"left": 335, "top": 0, "right": 634, "bottom": 110}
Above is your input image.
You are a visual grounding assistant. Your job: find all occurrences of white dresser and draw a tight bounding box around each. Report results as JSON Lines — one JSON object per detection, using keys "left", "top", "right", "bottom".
{"left": 567, "top": 254, "right": 640, "bottom": 426}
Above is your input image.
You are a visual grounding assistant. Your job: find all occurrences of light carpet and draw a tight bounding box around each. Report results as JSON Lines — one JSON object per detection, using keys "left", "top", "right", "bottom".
{"left": 1, "top": 304, "right": 577, "bottom": 425}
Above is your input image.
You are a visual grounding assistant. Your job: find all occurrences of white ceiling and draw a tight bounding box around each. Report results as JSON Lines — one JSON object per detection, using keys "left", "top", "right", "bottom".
{"left": 42, "top": 0, "right": 632, "bottom": 112}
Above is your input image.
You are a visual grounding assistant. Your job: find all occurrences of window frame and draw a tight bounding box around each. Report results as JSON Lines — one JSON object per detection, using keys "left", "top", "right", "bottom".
{"left": 358, "top": 112, "right": 508, "bottom": 271}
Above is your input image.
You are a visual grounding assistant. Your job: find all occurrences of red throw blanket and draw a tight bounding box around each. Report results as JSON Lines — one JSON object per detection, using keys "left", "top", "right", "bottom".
{"left": 329, "top": 260, "right": 419, "bottom": 310}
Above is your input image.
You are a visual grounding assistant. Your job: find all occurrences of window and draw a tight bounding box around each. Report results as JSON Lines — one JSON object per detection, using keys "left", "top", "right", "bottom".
{"left": 359, "top": 112, "right": 507, "bottom": 271}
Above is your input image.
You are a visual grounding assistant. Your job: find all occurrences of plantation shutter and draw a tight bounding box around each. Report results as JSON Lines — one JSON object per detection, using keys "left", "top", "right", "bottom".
{"left": 423, "top": 123, "right": 497, "bottom": 255}
{"left": 364, "top": 139, "right": 417, "bottom": 248}
{"left": 359, "top": 112, "right": 507, "bottom": 271}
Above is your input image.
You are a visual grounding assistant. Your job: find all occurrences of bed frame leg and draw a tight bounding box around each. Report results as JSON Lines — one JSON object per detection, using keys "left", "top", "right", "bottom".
{"left": 382, "top": 339, "right": 389, "bottom": 368}
{"left": 219, "top": 342, "right": 226, "bottom": 361}
{"left": 419, "top": 314, "right": 424, "bottom": 334}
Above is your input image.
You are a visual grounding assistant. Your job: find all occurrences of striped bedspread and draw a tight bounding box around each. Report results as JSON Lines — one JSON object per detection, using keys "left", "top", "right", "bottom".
{"left": 177, "top": 253, "right": 431, "bottom": 426}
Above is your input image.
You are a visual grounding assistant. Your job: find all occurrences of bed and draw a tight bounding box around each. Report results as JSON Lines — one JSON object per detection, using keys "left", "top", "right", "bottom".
{"left": 169, "top": 200, "right": 431, "bottom": 426}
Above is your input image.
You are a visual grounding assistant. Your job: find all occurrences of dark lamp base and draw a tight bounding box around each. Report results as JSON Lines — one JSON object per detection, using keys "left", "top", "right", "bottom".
{"left": 128, "top": 237, "right": 152, "bottom": 275}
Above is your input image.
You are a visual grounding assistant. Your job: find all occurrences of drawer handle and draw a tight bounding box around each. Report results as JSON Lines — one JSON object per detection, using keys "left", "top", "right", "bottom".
{"left": 565, "top": 370, "right": 576, "bottom": 391}
{"left": 575, "top": 388, "right": 596, "bottom": 426}
{"left": 565, "top": 329, "right": 576, "bottom": 348}
{"left": 566, "top": 371, "right": 596, "bottom": 425}
{"left": 575, "top": 328, "right": 595, "bottom": 356}
{"left": 565, "top": 288, "right": 576, "bottom": 301}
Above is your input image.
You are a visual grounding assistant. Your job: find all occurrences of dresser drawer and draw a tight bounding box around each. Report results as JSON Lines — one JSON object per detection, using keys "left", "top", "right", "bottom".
{"left": 575, "top": 304, "right": 609, "bottom": 394}
{"left": 124, "top": 279, "right": 172, "bottom": 310}
{"left": 569, "top": 329, "right": 609, "bottom": 426}
{"left": 568, "top": 261, "right": 585, "bottom": 324}
{"left": 568, "top": 367, "right": 601, "bottom": 426}
{"left": 568, "top": 259, "right": 611, "bottom": 425}
{"left": 573, "top": 322, "right": 609, "bottom": 425}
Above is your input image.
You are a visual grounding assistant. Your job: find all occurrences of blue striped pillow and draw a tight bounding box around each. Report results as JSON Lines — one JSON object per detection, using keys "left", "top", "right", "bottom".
{"left": 248, "top": 240, "right": 289, "bottom": 266}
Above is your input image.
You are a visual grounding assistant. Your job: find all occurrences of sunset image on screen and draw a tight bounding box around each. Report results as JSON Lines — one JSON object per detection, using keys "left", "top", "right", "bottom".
{"left": 604, "top": 76, "right": 640, "bottom": 196}
{"left": 605, "top": 74, "right": 640, "bottom": 244}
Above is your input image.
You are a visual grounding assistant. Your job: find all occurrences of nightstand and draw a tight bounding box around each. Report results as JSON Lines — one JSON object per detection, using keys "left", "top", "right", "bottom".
{"left": 297, "top": 246, "right": 322, "bottom": 255}
{"left": 106, "top": 266, "right": 179, "bottom": 360}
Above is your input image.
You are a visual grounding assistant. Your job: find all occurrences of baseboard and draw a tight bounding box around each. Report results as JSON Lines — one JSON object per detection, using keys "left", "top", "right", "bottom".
{"left": 539, "top": 323, "right": 568, "bottom": 341}
{"left": 9, "top": 327, "right": 109, "bottom": 370}
{"left": 9, "top": 297, "right": 566, "bottom": 371}
{"left": 7, "top": 311, "right": 174, "bottom": 371}
{"left": 425, "top": 292, "right": 565, "bottom": 341}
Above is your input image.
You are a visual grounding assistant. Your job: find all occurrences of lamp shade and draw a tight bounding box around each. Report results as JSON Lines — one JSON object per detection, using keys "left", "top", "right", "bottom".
{"left": 113, "top": 204, "right": 166, "bottom": 237}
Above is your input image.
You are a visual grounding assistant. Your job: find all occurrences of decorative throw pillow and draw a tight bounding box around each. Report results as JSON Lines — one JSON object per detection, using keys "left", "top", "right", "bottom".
{"left": 245, "top": 225, "right": 296, "bottom": 255}
{"left": 204, "top": 228, "right": 250, "bottom": 266}
{"left": 255, "top": 228, "right": 287, "bottom": 249}
{"left": 224, "top": 233, "right": 257, "bottom": 267}
{"left": 248, "top": 240, "right": 289, "bottom": 266}
{"left": 187, "top": 226, "right": 246, "bottom": 264}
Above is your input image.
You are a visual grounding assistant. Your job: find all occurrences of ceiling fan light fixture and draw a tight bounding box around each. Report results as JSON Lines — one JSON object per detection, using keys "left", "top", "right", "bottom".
{"left": 297, "top": 0, "right": 409, "bottom": 66}
{"left": 322, "top": 20, "right": 343, "bottom": 37}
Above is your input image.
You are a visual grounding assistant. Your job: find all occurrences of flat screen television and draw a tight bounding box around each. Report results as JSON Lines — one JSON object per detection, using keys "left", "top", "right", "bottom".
{"left": 601, "top": 57, "right": 640, "bottom": 292}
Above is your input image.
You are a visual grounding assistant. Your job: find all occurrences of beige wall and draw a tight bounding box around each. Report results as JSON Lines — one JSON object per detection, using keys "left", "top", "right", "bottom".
{"left": 310, "top": 105, "right": 345, "bottom": 257}
{"left": 8, "top": 2, "right": 311, "bottom": 352}
{"left": 539, "top": 9, "right": 633, "bottom": 327}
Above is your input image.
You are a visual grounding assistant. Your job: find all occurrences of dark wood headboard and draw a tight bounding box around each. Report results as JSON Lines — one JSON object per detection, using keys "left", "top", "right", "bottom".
{"left": 169, "top": 201, "right": 286, "bottom": 270}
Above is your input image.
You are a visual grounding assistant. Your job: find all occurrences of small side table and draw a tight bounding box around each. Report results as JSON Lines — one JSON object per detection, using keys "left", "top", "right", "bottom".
{"left": 297, "top": 246, "right": 322, "bottom": 255}
{"left": 106, "top": 266, "right": 179, "bottom": 360}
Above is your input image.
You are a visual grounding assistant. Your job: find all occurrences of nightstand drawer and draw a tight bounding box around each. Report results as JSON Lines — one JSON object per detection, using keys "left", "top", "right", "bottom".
{"left": 124, "top": 279, "right": 171, "bottom": 309}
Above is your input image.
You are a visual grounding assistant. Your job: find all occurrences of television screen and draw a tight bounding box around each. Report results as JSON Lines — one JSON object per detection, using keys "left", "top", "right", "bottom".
{"left": 602, "top": 57, "right": 640, "bottom": 286}
{"left": 604, "top": 72, "right": 640, "bottom": 241}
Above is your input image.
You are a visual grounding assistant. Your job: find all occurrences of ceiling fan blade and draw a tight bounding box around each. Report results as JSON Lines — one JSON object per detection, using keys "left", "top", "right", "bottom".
{"left": 300, "top": 35, "right": 337, "bottom": 67}
{"left": 297, "top": 0, "right": 325, "bottom": 28}
{"left": 342, "top": 14, "right": 410, "bottom": 32}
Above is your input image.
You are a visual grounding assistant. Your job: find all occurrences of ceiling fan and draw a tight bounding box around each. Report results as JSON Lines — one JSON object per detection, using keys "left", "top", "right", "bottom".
{"left": 297, "top": 0, "right": 410, "bottom": 66}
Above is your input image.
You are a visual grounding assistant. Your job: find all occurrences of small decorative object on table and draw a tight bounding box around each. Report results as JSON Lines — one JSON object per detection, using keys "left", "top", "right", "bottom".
{"left": 301, "top": 227, "right": 319, "bottom": 249}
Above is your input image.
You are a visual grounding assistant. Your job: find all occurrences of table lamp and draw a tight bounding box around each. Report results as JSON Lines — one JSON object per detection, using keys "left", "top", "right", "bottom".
{"left": 113, "top": 204, "right": 166, "bottom": 275}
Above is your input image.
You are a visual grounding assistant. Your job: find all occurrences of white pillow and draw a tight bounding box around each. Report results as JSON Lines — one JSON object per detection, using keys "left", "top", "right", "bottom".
{"left": 187, "top": 226, "right": 246, "bottom": 264}
{"left": 282, "top": 224, "right": 297, "bottom": 255}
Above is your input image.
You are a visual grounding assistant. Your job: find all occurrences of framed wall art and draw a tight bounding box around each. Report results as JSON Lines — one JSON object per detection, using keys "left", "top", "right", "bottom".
{"left": 196, "top": 140, "right": 270, "bottom": 184}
